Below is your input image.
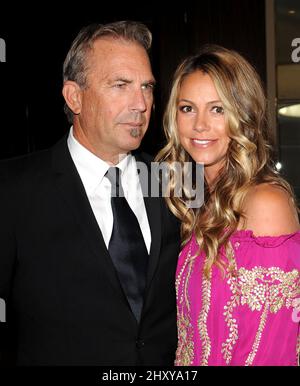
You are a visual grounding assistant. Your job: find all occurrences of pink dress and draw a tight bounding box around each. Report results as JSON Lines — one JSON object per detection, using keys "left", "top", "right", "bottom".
{"left": 175, "top": 230, "right": 300, "bottom": 366}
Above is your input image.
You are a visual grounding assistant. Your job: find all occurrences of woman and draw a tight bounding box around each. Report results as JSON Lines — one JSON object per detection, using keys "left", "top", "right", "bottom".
{"left": 156, "top": 45, "right": 300, "bottom": 366}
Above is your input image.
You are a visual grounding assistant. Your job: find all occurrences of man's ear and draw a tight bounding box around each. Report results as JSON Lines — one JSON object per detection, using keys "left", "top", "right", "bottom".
{"left": 62, "top": 81, "right": 82, "bottom": 115}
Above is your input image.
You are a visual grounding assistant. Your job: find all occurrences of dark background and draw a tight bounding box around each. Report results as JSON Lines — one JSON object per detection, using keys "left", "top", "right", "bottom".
{"left": 0, "top": 0, "right": 266, "bottom": 158}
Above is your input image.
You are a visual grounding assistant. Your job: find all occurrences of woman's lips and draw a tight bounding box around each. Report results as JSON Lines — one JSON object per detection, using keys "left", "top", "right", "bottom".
{"left": 191, "top": 138, "right": 218, "bottom": 148}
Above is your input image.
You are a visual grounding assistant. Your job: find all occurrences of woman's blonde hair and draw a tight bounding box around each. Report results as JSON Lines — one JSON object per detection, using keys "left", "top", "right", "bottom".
{"left": 156, "top": 44, "right": 297, "bottom": 277}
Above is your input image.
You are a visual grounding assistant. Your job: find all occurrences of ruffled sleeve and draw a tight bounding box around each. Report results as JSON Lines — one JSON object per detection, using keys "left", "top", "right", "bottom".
{"left": 227, "top": 229, "right": 300, "bottom": 365}
{"left": 231, "top": 229, "right": 300, "bottom": 248}
{"left": 230, "top": 229, "right": 300, "bottom": 268}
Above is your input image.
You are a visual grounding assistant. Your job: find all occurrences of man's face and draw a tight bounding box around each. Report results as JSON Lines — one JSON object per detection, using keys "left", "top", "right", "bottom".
{"left": 73, "top": 38, "right": 155, "bottom": 163}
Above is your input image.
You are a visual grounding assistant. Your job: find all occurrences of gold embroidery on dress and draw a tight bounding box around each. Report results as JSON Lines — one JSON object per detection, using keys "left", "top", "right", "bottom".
{"left": 221, "top": 242, "right": 300, "bottom": 366}
{"left": 245, "top": 300, "right": 269, "bottom": 366}
{"left": 221, "top": 243, "right": 239, "bottom": 364}
{"left": 175, "top": 310, "right": 195, "bottom": 366}
{"left": 240, "top": 267, "right": 299, "bottom": 366}
{"left": 197, "top": 267, "right": 212, "bottom": 366}
{"left": 175, "top": 244, "right": 192, "bottom": 304}
{"left": 175, "top": 243, "right": 195, "bottom": 366}
{"left": 221, "top": 276, "right": 239, "bottom": 363}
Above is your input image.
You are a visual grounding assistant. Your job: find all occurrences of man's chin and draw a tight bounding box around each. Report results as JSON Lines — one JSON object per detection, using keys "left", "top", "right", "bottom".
{"left": 129, "top": 127, "right": 143, "bottom": 138}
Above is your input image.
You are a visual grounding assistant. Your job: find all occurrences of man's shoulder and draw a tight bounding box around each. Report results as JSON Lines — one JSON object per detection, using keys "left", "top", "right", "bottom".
{"left": 0, "top": 148, "right": 51, "bottom": 179}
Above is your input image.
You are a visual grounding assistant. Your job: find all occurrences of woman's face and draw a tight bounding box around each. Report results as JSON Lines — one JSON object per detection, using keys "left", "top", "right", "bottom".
{"left": 176, "top": 70, "right": 230, "bottom": 184}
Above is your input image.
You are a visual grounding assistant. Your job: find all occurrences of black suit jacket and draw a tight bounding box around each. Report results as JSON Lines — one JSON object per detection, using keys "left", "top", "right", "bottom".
{"left": 0, "top": 135, "right": 181, "bottom": 366}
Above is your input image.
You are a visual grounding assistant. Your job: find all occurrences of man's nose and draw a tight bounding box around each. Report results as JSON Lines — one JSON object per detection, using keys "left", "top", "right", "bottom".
{"left": 129, "top": 88, "right": 147, "bottom": 113}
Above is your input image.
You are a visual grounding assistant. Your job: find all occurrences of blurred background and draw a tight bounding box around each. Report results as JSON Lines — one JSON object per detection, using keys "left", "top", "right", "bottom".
{"left": 0, "top": 0, "right": 299, "bottom": 198}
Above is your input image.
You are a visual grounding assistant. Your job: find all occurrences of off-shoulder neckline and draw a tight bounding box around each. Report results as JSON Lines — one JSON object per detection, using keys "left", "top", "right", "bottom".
{"left": 190, "top": 229, "right": 300, "bottom": 248}
{"left": 232, "top": 229, "right": 300, "bottom": 238}
{"left": 230, "top": 229, "right": 300, "bottom": 247}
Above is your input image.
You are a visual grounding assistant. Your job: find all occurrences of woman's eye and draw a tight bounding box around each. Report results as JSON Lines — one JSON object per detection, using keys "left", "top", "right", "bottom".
{"left": 179, "top": 105, "right": 193, "bottom": 113}
{"left": 212, "top": 106, "right": 224, "bottom": 114}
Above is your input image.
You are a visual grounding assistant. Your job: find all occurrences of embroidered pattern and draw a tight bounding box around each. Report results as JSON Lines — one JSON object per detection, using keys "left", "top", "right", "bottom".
{"left": 175, "top": 243, "right": 195, "bottom": 366}
{"left": 197, "top": 268, "right": 212, "bottom": 366}
{"left": 245, "top": 300, "right": 269, "bottom": 366}
{"left": 232, "top": 266, "right": 298, "bottom": 365}
{"left": 221, "top": 243, "right": 300, "bottom": 366}
{"left": 238, "top": 267, "right": 299, "bottom": 313}
{"left": 221, "top": 276, "right": 239, "bottom": 364}
{"left": 176, "top": 237, "right": 300, "bottom": 366}
{"left": 175, "top": 310, "right": 195, "bottom": 366}
{"left": 221, "top": 243, "right": 239, "bottom": 364}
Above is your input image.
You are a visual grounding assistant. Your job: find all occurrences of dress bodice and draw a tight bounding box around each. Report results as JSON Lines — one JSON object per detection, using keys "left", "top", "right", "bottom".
{"left": 175, "top": 230, "right": 300, "bottom": 366}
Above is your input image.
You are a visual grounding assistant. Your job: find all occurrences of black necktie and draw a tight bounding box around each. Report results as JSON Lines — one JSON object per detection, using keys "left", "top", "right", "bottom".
{"left": 105, "top": 167, "right": 148, "bottom": 322}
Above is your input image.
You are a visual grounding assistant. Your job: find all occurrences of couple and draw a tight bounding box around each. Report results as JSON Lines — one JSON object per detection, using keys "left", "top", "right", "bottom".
{"left": 0, "top": 21, "right": 299, "bottom": 366}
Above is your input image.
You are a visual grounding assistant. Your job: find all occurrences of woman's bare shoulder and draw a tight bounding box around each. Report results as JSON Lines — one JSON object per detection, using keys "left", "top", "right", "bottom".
{"left": 241, "top": 183, "right": 300, "bottom": 236}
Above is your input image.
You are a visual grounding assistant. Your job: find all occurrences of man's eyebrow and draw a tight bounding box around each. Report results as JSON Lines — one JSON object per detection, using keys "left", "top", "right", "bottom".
{"left": 108, "top": 78, "right": 156, "bottom": 86}
{"left": 143, "top": 79, "right": 156, "bottom": 86}
{"left": 110, "top": 77, "right": 132, "bottom": 84}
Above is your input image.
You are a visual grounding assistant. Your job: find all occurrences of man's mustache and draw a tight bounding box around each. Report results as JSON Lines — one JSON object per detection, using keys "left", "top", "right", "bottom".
{"left": 118, "top": 112, "right": 147, "bottom": 126}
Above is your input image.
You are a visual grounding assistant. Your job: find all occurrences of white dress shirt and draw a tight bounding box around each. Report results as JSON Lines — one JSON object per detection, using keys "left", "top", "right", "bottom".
{"left": 67, "top": 127, "right": 151, "bottom": 253}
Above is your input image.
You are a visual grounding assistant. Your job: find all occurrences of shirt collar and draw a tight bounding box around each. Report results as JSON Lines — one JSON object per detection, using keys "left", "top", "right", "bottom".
{"left": 67, "top": 126, "right": 132, "bottom": 194}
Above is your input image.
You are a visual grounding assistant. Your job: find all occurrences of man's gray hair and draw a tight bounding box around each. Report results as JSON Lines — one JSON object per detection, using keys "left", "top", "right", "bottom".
{"left": 63, "top": 20, "right": 152, "bottom": 123}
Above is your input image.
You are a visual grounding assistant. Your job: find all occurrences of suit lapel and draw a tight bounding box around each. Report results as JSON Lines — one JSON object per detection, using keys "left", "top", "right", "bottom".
{"left": 51, "top": 136, "right": 126, "bottom": 298}
{"left": 50, "top": 139, "right": 163, "bottom": 308}
{"left": 134, "top": 153, "right": 162, "bottom": 290}
{"left": 144, "top": 196, "right": 162, "bottom": 289}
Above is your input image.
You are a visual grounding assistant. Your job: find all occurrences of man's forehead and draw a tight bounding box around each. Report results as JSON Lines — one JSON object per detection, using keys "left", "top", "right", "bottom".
{"left": 87, "top": 39, "right": 154, "bottom": 81}
{"left": 102, "top": 70, "right": 155, "bottom": 84}
{"left": 91, "top": 37, "right": 147, "bottom": 57}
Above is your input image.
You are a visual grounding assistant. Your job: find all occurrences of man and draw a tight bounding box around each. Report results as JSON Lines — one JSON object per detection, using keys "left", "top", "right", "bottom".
{"left": 0, "top": 21, "right": 180, "bottom": 365}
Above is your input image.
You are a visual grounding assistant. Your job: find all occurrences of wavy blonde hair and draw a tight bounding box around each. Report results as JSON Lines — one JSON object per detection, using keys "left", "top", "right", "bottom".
{"left": 156, "top": 44, "right": 297, "bottom": 277}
